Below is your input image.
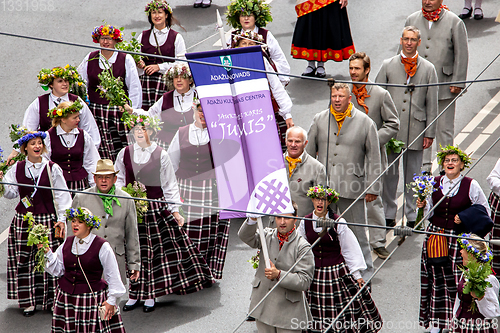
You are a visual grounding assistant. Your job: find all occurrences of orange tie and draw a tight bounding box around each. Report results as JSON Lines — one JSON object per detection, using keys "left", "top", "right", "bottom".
{"left": 401, "top": 55, "right": 418, "bottom": 80}
{"left": 352, "top": 84, "right": 370, "bottom": 114}
{"left": 285, "top": 155, "right": 301, "bottom": 177}
{"left": 330, "top": 103, "right": 353, "bottom": 135}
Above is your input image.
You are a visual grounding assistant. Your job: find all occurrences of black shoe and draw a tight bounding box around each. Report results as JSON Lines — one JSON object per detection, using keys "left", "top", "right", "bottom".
{"left": 407, "top": 221, "right": 416, "bottom": 229}
{"left": 301, "top": 66, "right": 316, "bottom": 77}
{"left": 143, "top": 304, "right": 155, "bottom": 313}
{"left": 474, "top": 8, "right": 483, "bottom": 20}
{"left": 386, "top": 219, "right": 396, "bottom": 228}
{"left": 458, "top": 7, "right": 472, "bottom": 19}
{"left": 201, "top": 0, "right": 211, "bottom": 8}
{"left": 123, "top": 302, "right": 140, "bottom": 312}
{"left": 193, "top": 0, "right": 202, "bottom": 8}
{"left": 246, "top": 316, "right": 256, "bottom": 322}
{"left": 315, "top": 66, "right": 326, "bottom": 78}
{"left": 23, "top": 306, "right": 36, "bottom": 317}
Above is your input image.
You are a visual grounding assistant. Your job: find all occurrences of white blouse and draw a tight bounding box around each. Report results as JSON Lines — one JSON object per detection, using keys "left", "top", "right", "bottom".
{"left": 44, "top": 233, "right": 126, "bottom": 306}
{"left": 133, "top": 87, "right": 196, "bottom": 119}
{"left": 167, "top": 122, "right": 210, "bottom": 173}
{"left": 486, "top": 157, "right": 500, "bottom": 197}
{"left": 3, "top": 157, "right": 72, "bottom": 224}
{"left": 77, "top": 51, "right": 142, "bottom": 108}
{"left": 265, "top": 58, "right": 292, "bottom": 120}
{"left": 23, "top": 93, "right": 101, "bottom": 149}
{"left": 136, "top": 26, "right": 187, "bottom": 75}
{"left": 297, "top": 212, "right": 366, "bottom": 280}
{"left": 114, "top": 142, "right": 181, "bottom": 212}
{"left": 453, "top": 274, "right": 500, "bottom": 319}
{"left": 43, "top": 126, "right": 100, "bottom": 187}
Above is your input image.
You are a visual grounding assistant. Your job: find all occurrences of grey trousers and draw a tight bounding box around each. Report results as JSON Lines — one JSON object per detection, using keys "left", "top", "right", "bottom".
{"left": 331, "top": 198, "right": 374, "bottom": 281}
{"left": 422, "top": 98, "right": 456, "bottom": 171}
{"left": 383, "top": 149, "right": 423, "bottom": 222}
{"left": 366, "top": 193, "right": 387, "bottom": 249}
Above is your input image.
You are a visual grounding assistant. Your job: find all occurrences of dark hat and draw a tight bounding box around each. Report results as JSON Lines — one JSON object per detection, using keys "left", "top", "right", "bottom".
{"left": 457, "top": 204, "right": 494, "bottom": 238}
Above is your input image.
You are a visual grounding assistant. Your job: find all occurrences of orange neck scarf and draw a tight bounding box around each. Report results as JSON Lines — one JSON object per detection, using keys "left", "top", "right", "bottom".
{"left": 330, "top": 103, "right": 353, "bottom": 135}
{"left": 401, "top": 54, "right": 418, "bottom": 80}
{"left": 277, "top": 226, "right": 296, "bottom": 250}
{"left": 352, "top": 84, "right": 370, "bottom": 114}
{"left": 285, "top": 155, "right": 302, "bottom": 177}
{"left": 422, "top": 4, "right": 449, "bottom": 22}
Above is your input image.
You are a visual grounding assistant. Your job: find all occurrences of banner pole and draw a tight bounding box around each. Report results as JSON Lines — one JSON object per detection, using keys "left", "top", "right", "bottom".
{"left": 216, "top": 9, "right": 227, "bottom": 50}
{"left": 256, "top": 217, "right": 271, "bottom": 269}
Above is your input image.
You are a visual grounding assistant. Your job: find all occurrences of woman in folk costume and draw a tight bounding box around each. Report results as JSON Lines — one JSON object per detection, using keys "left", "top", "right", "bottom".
{"left": 226, "top": 0, "right": 290, "bottom": 86}
{"left": 167, "top": 101, "right": 229, "bottom": 280}
{"left": 137, "top": 0, "right": 186, "bottom": 110}
{"left": 0, "top": 131, "right": 72, "bottom": 317}
{"left": 417, "top": 145, "right": 492, "bottom": 333}
{"left": 115, "top": 114, "right": 214, "bottom": 313}
{"left": 77, "top": 24, "right": 142, "bottom": 161}
{"left": 123, "top": 62, "right": 196, "bottom": 151}
{"left": 486, "top": 158, "right": 500, "bottom": 274}
{"left": 452, "top": 234, "right": 500, "bottom": 333}
{"left": 42, "top": 207, "right": 127, "bottom": 333}
{"left": 232, "top": 30, "right": 294, "bottom": 152}
{"left": 298, "top": 185, "right": 382, "bottom": 333}
{"left": 44, "top": 100, "right": 100, "bottom": 194}
{"left": 291, "top": 0, "right": 355, "bottom": 78}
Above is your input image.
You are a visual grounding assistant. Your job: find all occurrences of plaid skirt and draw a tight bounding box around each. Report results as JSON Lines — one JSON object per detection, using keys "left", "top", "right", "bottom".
{"left": 52, "top": 287, "right": 125, "bottom": 333}
{"left": 128, "top": 200, "right": 214, "bottom": 300}
{"left": 451, "top": 317, "right": 499, "bottom": 333}
{"left": 8, "top": 212, "right": 62, "bottom": 309}
{"left": 488, "top": 192, "right": 500, "bottom": 273}
{"left": 140, "top": 73, "right": 167, "bottom": 111}
{"left": 67, "top": 178, "right": 90, "bottom": 198}
{"left": 178, "top": 177, "right": 229, "bottom": 279}
{"left": 89, "top": 102, "right": 129, "bottom": 162}
{"left": 307, "top": 263, "right": 382, "bottom": 333}
{"left": 419, "top": 223, "right": 462, "bottom": 329}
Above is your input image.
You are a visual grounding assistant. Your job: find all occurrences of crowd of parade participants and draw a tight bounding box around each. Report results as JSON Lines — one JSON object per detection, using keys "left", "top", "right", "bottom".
{"left": 2, "top": 0, "right": 500, "bottom": 332}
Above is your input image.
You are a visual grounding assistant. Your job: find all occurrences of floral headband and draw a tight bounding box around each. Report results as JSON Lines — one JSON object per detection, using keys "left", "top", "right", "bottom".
{"left": 92, "top": 24, "right": 123, "bottom": 43}
{"left": 47, "top": 100, "right": 83, "bottom": 119}
{"left": 38, "top": 65, "right": 85, "bottom": 88}
{"left": 226, "top": 0, "right": 273, "bottom": 29}
{"left": 18, "top": 131, "right": 47, "bottom": 148}
{"left": 124, "top": 114, "right": 163, "bottom": 132}
{"left": 458, "top": 233, "right": 493, "bottom": 264}
{"left": 437, "top": 144, "right": 471, "bottom": 169}
{"left": 306, "top": 185, "right": 339, "bottom": 203}
{"left": 165, "top": 62, "right": 192, "bottom": 81}
{"left": 66, "top": 207, "right": 101, "bottom": 230}
{"left": 233, "top": 30, "right": 265, "bottom": 46}
{"left": 145, "top": 0, "right": 172, "bottom": 15}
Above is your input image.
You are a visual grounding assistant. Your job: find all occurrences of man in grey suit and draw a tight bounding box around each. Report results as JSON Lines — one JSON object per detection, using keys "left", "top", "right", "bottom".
{"left": 403, "top": 0, "right": 468, "bottom": 171}
{"left": 349, "top": 52, "right": 400, "bottom": 259}
{"left": 306, "top": 82, "right": 381, "bottom": 281}
{"left": 284, "top": 126, "right": 327, "bottom": 218}
{"left": 375, "top": 26, "right": 438, "bottom": 228}
{"left": 72, "top": 159, "right": 141, "bottom": 285}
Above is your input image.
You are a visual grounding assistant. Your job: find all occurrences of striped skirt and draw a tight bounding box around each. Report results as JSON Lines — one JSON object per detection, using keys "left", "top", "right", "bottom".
{"left": 67, "top": 178, "right": 90, "bottom": 198}
{"left": 178, "top": 177, "right": 229, "bottom": 279}
{"left": 307, "top": 262, "right": 382, "bottom": 333}
{"left": 419, "top": 223, "right": 462, "bottom": 329}
{"left": 128, "top": 200, "right": 214, "bottom": 300}
{"left": 451, "top": 317, "right": 499, "bottom": 333}
{"left": 52, "top": 287, "right": 125, "bottom": 333}
{"left": 488, "top": 192, "right": 500, "bottom": 273}
{"left": 89, "top": 102, "right": 129, "bottom": 162}
{"left": 8, "top": 212, "right": 62, "bottom": 309}
{"left": 140, "top": 72, "right": 167, "bottom": 111}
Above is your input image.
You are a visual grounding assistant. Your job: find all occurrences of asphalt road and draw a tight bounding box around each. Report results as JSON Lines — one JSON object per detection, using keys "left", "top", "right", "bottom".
{"left": 0, "top": 0, "right": 500, "bottom": 332}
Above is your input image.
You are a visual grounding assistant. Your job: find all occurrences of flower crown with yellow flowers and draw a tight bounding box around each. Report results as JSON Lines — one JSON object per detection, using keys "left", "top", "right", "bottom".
{"left": 144, "top": 0, "right": 172, "bottom": 15}
{"left": 437, "top": 144, "right": 472, "bottom": 169}
{"left": 66, "top": 207, "right": 101, "bottom": 230}
{"left": 38, "top": 65, "right": 85, "bottom": 87}
{"left": 226, "top": 0, "right": 273, "bottom": 29}
{"left": 47, "top": 100, "right": 83, "bottom": 119}
{"left": 92, "top": 24, "right": 123, "bottom": 43}
{"left": 306, "top": 185, "right": 340, "bottom": 203}
{"left": 233, "top": 30, "right": 265, "bottom": 46}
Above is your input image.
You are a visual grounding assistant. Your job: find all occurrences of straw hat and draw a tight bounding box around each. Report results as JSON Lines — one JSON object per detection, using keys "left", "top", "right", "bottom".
{"left": 92, "top": 159, "right": 119, "bottom": 175}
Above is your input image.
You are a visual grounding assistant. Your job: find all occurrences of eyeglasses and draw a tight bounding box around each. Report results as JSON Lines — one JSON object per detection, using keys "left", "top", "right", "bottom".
{"left": 444, "top": 158, "right": 460, "bottom": 164}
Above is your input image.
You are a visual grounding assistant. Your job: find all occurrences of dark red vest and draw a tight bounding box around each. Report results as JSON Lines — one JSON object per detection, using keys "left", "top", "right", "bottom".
{"left": 156, "top": 90, "right": 194, "bottom": 144}
{"left": 87, "top": 51, "right": 127, "bottom": 105}
{"left": 15, "top": 160, "right": 56, "bottom": 215}
{"left": 58, "top": 236, "right": 107, "bottom": 295}
{"left": 38, "top": 93, "right": 78, "bottom": 131}
{"left": 304, "top": 213, "right": 345, "bottom": 268}
{"left": 123, "top": 145, "right": 163, "bottom": 199}
{"left": 431, "top": 176, "right": 472, "bottom": 230}
{"left": 141, "top": 29, "right": 177, "bottom": 66}
{"left": 176, "top": 125, "right": 215, "bottom": 180}
{"left": 48, "top": 127, "right": 87, "bottom": 182}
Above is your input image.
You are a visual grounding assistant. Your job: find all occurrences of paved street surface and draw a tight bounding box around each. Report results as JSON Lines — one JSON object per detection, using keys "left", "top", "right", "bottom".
{"left": 0, "top": 0, "right": 500, "bottom": 332}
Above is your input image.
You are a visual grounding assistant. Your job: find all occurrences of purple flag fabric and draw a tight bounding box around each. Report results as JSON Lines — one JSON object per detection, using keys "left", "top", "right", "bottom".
{"left": 186, "top": 46, "right": 293, "bottom": 219}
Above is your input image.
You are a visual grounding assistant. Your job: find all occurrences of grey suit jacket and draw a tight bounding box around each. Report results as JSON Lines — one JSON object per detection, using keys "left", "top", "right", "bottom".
{"left": 285, "top": 151, "right": 327, "bottom": 217}
{"left": 71, "top": 186, "right": 141, "bottom": 272}
{"left": 351, "top": 81, "right": 400, "bottom": 168}
{"left": 238, "top": 221, "right": 314, "bottom": 329}
{"left": 306, "top": 106, "right": 382, "bottom": 199}
{"left": 375, "top": 55, "right": 438, "bottom": 150}
{"left": 403, "top": 9, "right": 468, "bottom": 100}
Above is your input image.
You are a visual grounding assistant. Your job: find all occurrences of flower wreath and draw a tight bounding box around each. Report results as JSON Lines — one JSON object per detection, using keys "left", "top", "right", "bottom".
{"left": 306, "top": 185, "right": 339, "bottom": 203}
{"left": 458, "top": 233, "right": 493, "bottom": 264}
{"left": 144, "top": 0, "right": 172, "bottom": 15}
{"left": 124, "top": 114, "right": 163, "bottom": 132}
{"left": 92, "top": 24, "right": 123, "bottom": 43}
{"left": 17, "top": 131, "right": 47, "bottom": 148}
{"left": 165, "top": 62, "right": 192, "bottom": 81}
{"left": 47, "top": 99, "right": 83, "bottom": 119}
{"left": 233, "top": 30, "right": 265, "bottom": 46}
{"left": 66, "top": 207, "right": 101, "bottom": 229}
{"left": 437, "top": 144, "right": 471, "bottom": 169}
{"left": 37, "top": 64, "right": 85, "bottom": 87}
{"left": 226, "top": 0, "right": 273, "bottom": 29}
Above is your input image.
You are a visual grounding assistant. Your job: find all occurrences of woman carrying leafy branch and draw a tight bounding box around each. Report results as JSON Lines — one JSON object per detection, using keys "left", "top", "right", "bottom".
{"left": 0, "top": 131, "right": 72, "bottom": 317}
{"left": 77, "top": 24, "right": 142, "bottom": 162}
{"left": 115, "top": 114, "right": 214, "bottom": 313}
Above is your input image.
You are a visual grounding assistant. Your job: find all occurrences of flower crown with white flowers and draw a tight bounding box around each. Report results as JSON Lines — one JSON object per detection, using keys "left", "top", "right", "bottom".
{"left": 306, "top": 185, "right": 339, "bottom": 203}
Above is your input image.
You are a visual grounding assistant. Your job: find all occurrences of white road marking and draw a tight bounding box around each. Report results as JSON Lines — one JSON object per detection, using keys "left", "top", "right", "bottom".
{"left": 0, "top": 226, "right": 9, "bottom": 245}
